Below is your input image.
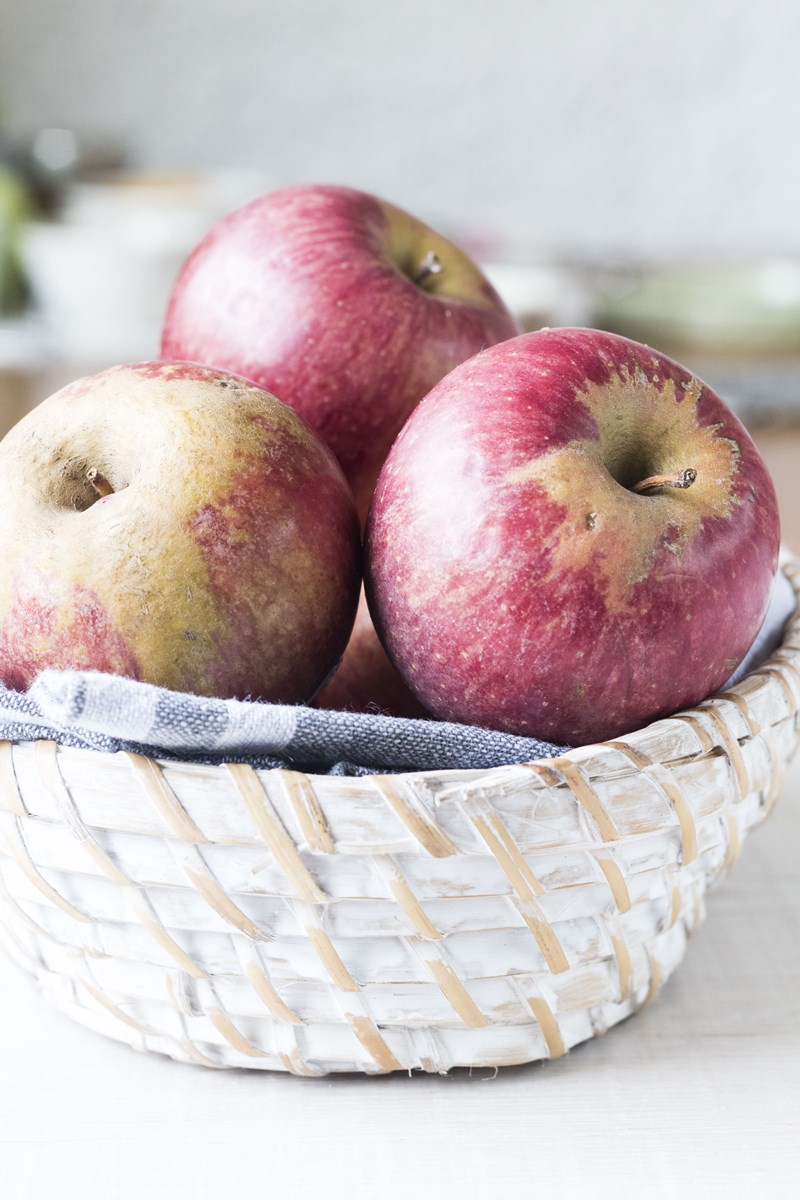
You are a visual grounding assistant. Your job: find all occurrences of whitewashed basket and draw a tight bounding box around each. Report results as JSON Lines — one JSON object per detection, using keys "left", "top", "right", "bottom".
{"left": 1, "top": 561, "right": 798, "bottom": 1076}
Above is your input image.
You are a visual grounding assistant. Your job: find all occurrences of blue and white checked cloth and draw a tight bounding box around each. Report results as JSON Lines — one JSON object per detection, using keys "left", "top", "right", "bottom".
{"left": 0, "top": 669, "right": 567, "bottom": 775}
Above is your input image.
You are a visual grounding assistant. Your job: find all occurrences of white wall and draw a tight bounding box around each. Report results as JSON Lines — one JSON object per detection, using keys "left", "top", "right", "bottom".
{"left": 2, "top": 0, "right": 800, "bottom": 259}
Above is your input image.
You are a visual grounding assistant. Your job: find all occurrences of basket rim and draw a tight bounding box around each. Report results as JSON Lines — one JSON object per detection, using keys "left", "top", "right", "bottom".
{"left": 8, "top": 555, "right": 797, "bottom": 794}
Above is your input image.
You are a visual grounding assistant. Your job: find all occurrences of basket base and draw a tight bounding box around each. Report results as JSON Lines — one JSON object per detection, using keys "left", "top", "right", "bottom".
{"left": 0, "top": 910, "right": 697, "bottom": 1075}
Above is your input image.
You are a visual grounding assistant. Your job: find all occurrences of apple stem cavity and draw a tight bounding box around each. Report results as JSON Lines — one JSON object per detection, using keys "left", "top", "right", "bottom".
{"left": 632, "top": 467, "right": 697, "bottom": 495}
{"left": 86, "top": 467, "right": 115, "bottom": 498}
{"left": 413, "top": 251, "right": 443, "bottom": 287}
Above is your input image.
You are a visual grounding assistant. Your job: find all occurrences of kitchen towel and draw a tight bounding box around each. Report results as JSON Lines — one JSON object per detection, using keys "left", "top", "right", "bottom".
{"left": 0, "top": 669, "right": 567, "bottom": 775}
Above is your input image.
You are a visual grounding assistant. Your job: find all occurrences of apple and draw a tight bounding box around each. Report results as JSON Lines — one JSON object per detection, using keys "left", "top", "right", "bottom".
{"left": 314, "top": 588, "right": 429, "bottom": 717}
{"left": 161, "top": 183, "right": 519, "bottom": 716}
{"left": 0, "top": 361, "right": 361, "bottom": 701}
{"left": 365, "top": 328, "right": 781, "bottom": 746}
{"left": 160, "top": 182, "right": 520, "bottom": 524}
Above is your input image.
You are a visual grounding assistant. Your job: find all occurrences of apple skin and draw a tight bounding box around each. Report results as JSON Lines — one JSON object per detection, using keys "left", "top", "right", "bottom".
{"left": 314, "top": 588, "right": 430, "bottom": 717}
{"left": 0, "top": 361, "right": 361, "bottom": 701}
{"left": 365, "top": 328, "right": 781, "bottom": 746}
{"left": 160, "top": 183, "right": 520, "bottom": 524}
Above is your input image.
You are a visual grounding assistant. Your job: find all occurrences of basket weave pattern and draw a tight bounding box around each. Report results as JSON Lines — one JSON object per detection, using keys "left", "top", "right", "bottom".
{"left": 1, "top": 562, "right": 799, "bottom": 1075}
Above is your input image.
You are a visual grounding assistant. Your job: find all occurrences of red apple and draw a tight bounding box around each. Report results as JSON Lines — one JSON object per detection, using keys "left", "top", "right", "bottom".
{"left": 314, "top": 588, "right": 429, "bottom": 717}
{"left": 0, "top": 361, "right": 361, "bottom": 701}
{"left": 365, "top": 328, "right": 781, "bottom": 745}
{"left": 160, "top": 182, "right": 519, "bottom": 524}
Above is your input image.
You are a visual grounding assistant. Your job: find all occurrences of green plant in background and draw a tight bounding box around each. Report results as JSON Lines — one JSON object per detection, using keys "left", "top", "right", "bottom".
{"left": 0, "top": 163, "right": 33, "bottom": 315}
{"left": 0, "top": 93, "right": 34, "bottom": 316}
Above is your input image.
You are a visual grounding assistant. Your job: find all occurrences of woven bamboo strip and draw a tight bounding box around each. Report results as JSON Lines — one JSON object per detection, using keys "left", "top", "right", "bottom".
{"left": 274, "top": 768, "right": 335, "bottom": 854}
{"left": 242, "top": 960, "right": 304, "bottom": 1025}
{"left": 74, "top": 967, "right": 154, "bottom": 1036}
{"left": 345, "top": 1014, "right": 403, "bottom": 1072}
{"left": 372, "top": 855, "right": 442, "bottom": 940}
{"left": 671, "top": 712, "right": 716, "bottom": 753}
{"left": 666, "top": 877, "right": 682, "bottom": 929}
{"left": 718, "top": 689, "right": 761, "bottom": 738}
{"left": 639, "top": 950, "right": 662, "bottom": 1011}
{"left": 371, "top": 776, "right": 459, "bottom": 857}
{"left": 174, "top": 1035, "right": 228, "bottom": 1071}
{"left": 549, "top": 757, "right": 620, "bottom": 841}
{"left": 403, "top": 936, "right": 489, "bottom": 1028}
{"left": 165, "top": 971, "right": 199, "bottom": 1016}
{"left": 510, "top": 976, "right": 566, "bottom": 1059}
{"left": 466, "top": 806, "right": 546, "bottom": 898}
{"left": 592, "top": 851, "right": 632, "bottom": 913}
{"left": 762, "top": 738, "right": 785, "bottom": 818}
{"left": 515, "top": 901, "right": 571, "bottom": 974}
{"left": 755, "top": 665, "right": 800, "bottom": 716}
{"left": 291, "top": 899, "right": 403, "bottom": 1070}
{"left": 226, "top": 763, "right": 327, "bottom": 902}
{"left": 609, "top": 925, "right": 634, "bottom": 1002}
{"left": 126, "top": 888, "right": 209, "bottom": 980}
{"left": 294, "top": 899, "right": 360, "bottom": 993}
{"left": 722, "top": 810, "right": 743, "bottom": 873}
{"left": 3, "top": 817, "right": 93, "bottom": 924}
{"left": 419, "top": 958, "right": 489, "bottom": 1029}
{"left": 207, "top": 1006, "right": 267, "bottom": 1058}
{"left": 177, "top": 845, "right": 269, "bottom": 941}
{"left": 127, "top": 751, "right": 209, "bottom": 843}
{"left": 278, "top": 1048, "right": 318, "bottom": 1077}
{"left": 701, "top": 706, "right": 750, "bottom": 799}
{"left": 303, "top": 926, "right": 359, "bottom": 991}
{"left": 610, "top": 741, "right": 699, "bottom": 864}
{"left": 524, "top": 761, "right": 564, "bottom": 789}
{"left": 334, "top": 988, "right": 405, "bottom": 1073}
{"left": 0, "top": 866, "right": 65, "bottom": 946}
{"left": 0, "top": 741, "right": 26, "bottom": 816}
{"left": 459, "top": 795, "right": 570, "bottom": 972}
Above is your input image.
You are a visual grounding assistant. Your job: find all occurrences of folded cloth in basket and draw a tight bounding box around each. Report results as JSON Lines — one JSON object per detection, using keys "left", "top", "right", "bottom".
{"left": 0, "top": 670, "right": 567, "bottom": 775}
{"left": 0, "top": 570, "right": 793, "bottom": 776}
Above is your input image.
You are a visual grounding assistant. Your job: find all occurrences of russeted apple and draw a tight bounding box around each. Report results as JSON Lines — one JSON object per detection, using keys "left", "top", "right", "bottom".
{"left": 365, "top": 328, "right": 781, "bottom": 746}
{"left": 0, "top": 361, "right": 361, "bottom": 701}
{"left": 160, "top": 183, "right": 520, "bottom": 715}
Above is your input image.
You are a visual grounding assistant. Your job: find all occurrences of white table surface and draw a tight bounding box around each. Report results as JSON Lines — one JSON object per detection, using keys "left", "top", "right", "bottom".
{"left": 1, "top": 754, "right": 798, "bottom": 1200}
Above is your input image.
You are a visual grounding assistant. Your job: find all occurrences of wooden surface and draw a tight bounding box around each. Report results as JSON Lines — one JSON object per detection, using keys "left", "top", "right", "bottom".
{"left": 751, "top": 424, "right": 800, "bottom": 552}
{"left": 0, "top": 749, "right": 797, "bottom": 1199}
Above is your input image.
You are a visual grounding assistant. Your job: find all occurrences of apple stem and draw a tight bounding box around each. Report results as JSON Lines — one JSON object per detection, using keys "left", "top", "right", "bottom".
{"left": 413, "top": 251, "right": 443, "bottom": 286}
{"left": 632, "top": 467, "right": 697, "bottom": 495}
{"left": 86, "top": 467, "right": 114, "bottom": 498}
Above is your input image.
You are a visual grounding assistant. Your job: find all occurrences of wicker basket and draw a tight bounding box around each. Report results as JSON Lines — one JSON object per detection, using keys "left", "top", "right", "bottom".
{"left": 1, "top": 561, "right": 798, "bottom": 1076}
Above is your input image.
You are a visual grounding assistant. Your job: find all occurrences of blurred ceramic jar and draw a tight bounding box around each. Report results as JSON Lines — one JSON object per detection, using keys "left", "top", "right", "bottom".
{"left": 19, "top": 170, "right": 268, "bottom": 368}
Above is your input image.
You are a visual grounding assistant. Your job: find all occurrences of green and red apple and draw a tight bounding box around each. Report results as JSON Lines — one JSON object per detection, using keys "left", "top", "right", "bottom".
{"left": 365, "top": 328, "right": 781, "bottom": 745}
{"left": 0, "top": 361, "right": 361, "bottom": 701}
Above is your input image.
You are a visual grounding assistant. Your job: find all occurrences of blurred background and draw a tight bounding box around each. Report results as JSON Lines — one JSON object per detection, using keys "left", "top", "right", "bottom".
{"left": 1, "top": 0, "right": 799, "bottom": 538}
